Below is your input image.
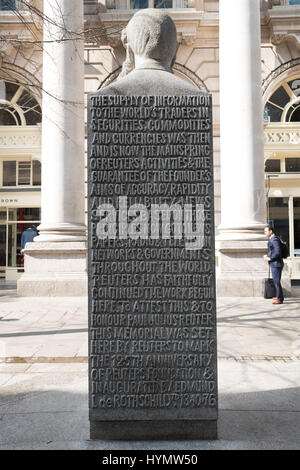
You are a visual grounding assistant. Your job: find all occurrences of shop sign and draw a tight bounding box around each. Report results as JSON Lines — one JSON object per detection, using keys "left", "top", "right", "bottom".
{"left": 0, "top": 198, "right": 19, "bottom": 205}
{"left": 0, "top": 192, "right": 40, "bottom": 207}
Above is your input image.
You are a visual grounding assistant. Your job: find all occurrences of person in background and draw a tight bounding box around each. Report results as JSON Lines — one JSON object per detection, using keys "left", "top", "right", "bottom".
{"left": 21, "top": 225, "right": 37, "bottom": 251}
{"left": 264, "top": 225, "right": 284, "bottom": 304}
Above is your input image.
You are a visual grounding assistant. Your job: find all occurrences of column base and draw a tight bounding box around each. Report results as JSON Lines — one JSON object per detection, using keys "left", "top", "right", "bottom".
{"left": 90, "top": 420, "right": 218, "bottom": 441}
{"left": 216, "top": 224, "right": 266, "bottom": 241}
{"left": 216, "top": 239, "right": 291, "bottom": 297}
{"left": 35, "top": 223, "right": 87, "bottom": 243}
{"left": 17, "top": 242, "right": 87, "bottom": 297}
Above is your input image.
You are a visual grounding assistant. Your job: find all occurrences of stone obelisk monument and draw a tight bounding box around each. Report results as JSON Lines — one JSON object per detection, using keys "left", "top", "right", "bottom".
{"left": 87, "top": 9, "right": 217, "bottom": 440}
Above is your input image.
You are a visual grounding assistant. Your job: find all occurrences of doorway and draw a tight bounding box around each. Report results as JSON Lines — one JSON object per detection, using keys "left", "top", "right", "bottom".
{"left": 0, "top": 207, "right": 40, "bottom": 280}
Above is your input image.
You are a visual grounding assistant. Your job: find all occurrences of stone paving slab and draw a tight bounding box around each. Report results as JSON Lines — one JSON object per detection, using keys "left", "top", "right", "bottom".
{"left": 0, "top": 295, "right": 300, "bottom": 361}
{"left": 0, "top": 294, "right": 300, "bottom": 449}
{"left": 217, "top": 297, "right": 300, "bottom": 359}
{"left": 0, "top": 361, "right": 300, "bottom": 450}
{"left": 0, "top": 296, "right": 88, "bottom": 361}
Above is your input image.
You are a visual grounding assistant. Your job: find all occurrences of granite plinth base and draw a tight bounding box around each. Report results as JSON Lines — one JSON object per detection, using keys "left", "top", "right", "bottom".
{"left": 17, "top": 241, "right": 87, "bottom": 297}
{"left": 90, "top": 420, "right": 217, "bottom": 441}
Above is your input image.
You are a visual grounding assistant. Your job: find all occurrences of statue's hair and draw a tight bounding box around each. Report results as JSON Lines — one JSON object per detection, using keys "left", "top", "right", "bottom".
{"left": 119, "top": 9, "right": 177, "bottom": 79}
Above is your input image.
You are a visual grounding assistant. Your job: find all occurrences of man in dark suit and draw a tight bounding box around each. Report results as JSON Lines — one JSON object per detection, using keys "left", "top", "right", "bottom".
{"left": 264, "top": 225, "right": 284, "bottom": 304}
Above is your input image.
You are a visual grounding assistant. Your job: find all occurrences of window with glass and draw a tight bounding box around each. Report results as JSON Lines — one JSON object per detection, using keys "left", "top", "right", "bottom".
{"left": 268, "top": 197, "right": 290, "bottom": 251}
{"left": 131, "top": 0, "right": 148, "bottom": 8}
{"left": 130, "top": 0, "right": 187, "bottom": 8}
{"left": 154, "top": 0, "right": 173, "bottom": 7}
{"left": 0, "top": 81, "right": 41, "bottom": 126}
{"left": 0, "top": 207, "right": 40, "bottom": 269}
{"left": 265, "top": 159, "right": 281, "bottom": 172}
{"left": 285, "top": 158, "right": 300, "bottom": 172}
{"left": 0, "top": 0, "right": 16, "bottom": 10}
{"left": 8, "top": 208, "right": 41, "bottom": 221}
{"left": 264, "top": 77, "right": 300, "bottom": 122}
{"left": 294, "top": 198, "right": 300, "bottom": 256}
{"left": 264, "top": 157, "right": 300, "bottom": 173}
{"left": 2, "top": 160, "right": 41, "bottom": 187}
{"left": 290, "top": 0, "right": 300, "bottom": 5}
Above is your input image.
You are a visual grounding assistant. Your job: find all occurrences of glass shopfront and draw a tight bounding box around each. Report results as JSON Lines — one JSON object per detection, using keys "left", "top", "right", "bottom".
{"left": 293, "top": 197, "right": 300, "bottom": 258}
{"left": 267, "top": 194, "right": 300, "bottom": 280}
{"left": 265, "top": 151, "right": 300, "bottom": 279}
{"left": 268, "top": 197, "right": 290, "bottom": 249}
{"left": 0, "top": 206, "right": 40, "bottom": 280}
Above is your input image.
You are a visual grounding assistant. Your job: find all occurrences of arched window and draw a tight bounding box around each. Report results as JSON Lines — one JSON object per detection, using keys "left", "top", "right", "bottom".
{"left": 0, "top": 81, "right": 41, "bottom": 126}
{"left": 264, "top": 76, "right": 300, "bottom": 123}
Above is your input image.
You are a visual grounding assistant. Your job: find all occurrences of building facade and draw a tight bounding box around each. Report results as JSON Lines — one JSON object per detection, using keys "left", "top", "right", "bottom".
{"left": 0, "top": 0, "right": 299, "bottom": 295}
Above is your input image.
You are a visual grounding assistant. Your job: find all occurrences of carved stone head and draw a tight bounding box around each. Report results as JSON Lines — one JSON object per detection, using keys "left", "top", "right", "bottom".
{"left": 119, "top": 9, "right": 178, "bottom": 78}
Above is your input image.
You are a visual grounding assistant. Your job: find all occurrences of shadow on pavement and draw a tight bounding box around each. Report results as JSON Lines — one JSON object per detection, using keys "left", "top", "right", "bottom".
{"left": 0, "top": 328, "right": 88, "bottom": 339}
{"left": 0, "top": 386, "right": 299, "bottom": 449}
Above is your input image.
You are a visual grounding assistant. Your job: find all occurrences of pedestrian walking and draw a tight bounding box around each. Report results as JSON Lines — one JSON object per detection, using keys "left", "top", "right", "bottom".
{"left": 264, "top": 225, "right": 284, "bottom": 304}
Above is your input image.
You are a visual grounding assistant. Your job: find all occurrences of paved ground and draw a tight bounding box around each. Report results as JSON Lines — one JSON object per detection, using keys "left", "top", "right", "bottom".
{"left": 0, "top": 291, "right": 300, "bottom": 450}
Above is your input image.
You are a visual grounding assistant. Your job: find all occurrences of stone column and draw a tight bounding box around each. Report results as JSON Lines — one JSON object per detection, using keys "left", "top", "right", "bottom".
{"left": 18, "top": 0, "right": 87, "bottom": 296}
{"left": 219, "top": 0, "right": 265, "bottom": 239}
{"left": 38, "top": 0, "right": 86, "bottom": 242}
{"left": 216, "top": 0, "right": 285, "bottom": 296}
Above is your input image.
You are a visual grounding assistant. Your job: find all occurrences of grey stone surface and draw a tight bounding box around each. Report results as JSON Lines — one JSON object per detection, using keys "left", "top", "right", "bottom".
{"left": 90, "top": 420, "right": 218, "bottom": 441}
{"left": 87, "top": 9, "right": 216, "bottom": 438}
{"left": 102, "top": 68, "right": 203, "bottom": 97}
